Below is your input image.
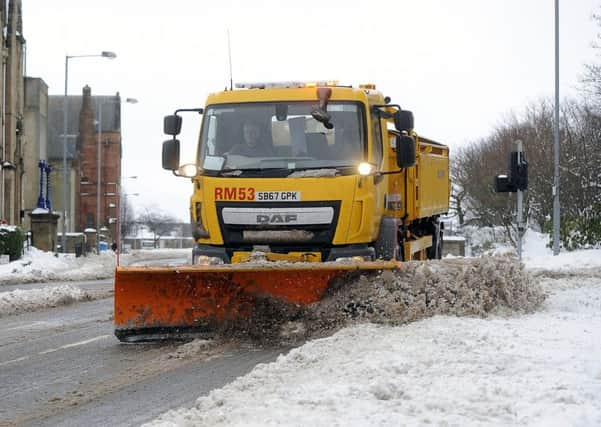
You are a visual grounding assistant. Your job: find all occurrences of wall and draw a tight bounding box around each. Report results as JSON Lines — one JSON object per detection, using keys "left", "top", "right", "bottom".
{"left": 22, "top": 77, "right": 49, "bottom": 230}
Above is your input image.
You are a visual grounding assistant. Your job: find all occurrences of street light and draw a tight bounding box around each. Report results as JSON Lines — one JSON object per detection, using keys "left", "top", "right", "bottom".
{"left": 61, "top": 51, "right": 116, "bottom": 253}
{"left": 117, "top": 186, "right": 139, "bottom": 264}
{"left": 552, "top": 0, "right": 560, "bottom": 255}
{"left": 96, "top": 97, "right": 137, "bottom": 253}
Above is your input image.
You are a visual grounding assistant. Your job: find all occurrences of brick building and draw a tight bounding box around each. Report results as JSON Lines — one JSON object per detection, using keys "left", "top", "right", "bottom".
{"left": 48, "top": 86, "right": 122, "bottom": 240}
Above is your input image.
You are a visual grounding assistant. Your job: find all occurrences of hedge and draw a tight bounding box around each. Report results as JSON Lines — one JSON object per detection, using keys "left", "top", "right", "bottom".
{"left": 0, "top": 225, "right": 25, "bottom": 261}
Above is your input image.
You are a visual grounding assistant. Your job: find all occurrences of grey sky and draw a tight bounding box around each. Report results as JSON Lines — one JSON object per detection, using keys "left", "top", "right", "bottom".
{"left": 24, "top": 0, "right": 599, "bottom": 220}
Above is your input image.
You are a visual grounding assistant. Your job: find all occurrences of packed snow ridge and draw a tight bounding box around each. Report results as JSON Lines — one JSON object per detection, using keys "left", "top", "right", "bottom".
{"left": 230, "top": 256, "right": 545, "bottom": 344}
{"left": 0, "top": 285, "right": 90, "bottom": 317}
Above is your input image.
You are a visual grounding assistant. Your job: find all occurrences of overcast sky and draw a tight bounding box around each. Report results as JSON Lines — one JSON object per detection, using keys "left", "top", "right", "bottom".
{"left": 24, "top": 0, "right": 599, "bottom": 220}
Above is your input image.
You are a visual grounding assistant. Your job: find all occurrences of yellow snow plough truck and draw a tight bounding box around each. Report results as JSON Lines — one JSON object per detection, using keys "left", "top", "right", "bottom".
{"left": 114, "top": 82, "right": 450, "bottom": 341}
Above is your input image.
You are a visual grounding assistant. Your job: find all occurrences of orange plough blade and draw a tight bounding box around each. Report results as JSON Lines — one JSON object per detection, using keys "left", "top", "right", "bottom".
{"left": 114, "top": 261, "right": 400, "bottom": 342}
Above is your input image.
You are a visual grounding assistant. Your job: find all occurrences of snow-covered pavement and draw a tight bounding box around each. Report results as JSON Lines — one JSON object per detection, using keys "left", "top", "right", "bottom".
{"left": 0, "top": 247, "right": 191, "bottom": 286}
{"left": 0, "top": 248, "right": 190, "bottom": 316}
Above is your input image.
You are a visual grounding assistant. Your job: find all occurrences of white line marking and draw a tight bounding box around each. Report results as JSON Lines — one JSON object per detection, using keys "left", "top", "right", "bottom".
{"left": 0, "top": 335, "right": 111, "bottom": 367}
{"left": 38, "top": 335, "right": 111, "bottom": 355}
{"left": 0, "top": 355, "right": 30, "bottom": 367}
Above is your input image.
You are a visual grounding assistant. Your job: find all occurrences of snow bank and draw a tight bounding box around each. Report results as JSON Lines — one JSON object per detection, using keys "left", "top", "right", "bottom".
{"left": 147, "top": 272, "right": 601, "bottom": 427}
{"left": 521, "top": 229, "right": 601, "bottom": 273}
{"left": 0, "top": 285, "right": 90, "bottom": 317}
{"left": 0, "top": 247, "right": 116, "bottom": 286}
{"left": 237, "top": 257, "right": 544, "bottom": 344}
{"left": 0, "top": 247, "right": 191, "bottom": 286}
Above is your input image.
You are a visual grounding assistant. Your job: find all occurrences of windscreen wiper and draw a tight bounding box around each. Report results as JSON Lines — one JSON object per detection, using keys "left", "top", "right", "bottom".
{"left": 218, "top": 168, "right": 293, "bottom": 177}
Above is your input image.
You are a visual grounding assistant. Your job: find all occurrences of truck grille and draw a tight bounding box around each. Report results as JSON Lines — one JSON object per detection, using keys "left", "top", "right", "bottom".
{"left": 216, "top": 201, "right": 341, "bottom": 249}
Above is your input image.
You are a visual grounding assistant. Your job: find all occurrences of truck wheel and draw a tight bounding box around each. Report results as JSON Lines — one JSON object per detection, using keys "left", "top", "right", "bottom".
{"left": 375, "top": 216, "right": 401, "bottom": 260}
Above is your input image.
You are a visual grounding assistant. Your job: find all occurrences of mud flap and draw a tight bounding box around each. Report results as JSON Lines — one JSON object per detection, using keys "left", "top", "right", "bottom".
{"left": 114, "top": 261, "right": 400, "bottom": 342}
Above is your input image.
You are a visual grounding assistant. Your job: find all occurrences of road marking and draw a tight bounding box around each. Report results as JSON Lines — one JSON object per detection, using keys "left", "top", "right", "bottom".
{"left": 38, "top": 335, "right": 112, "bottom": 355}
{"left": 0, "top": 355, "right": 31, "bottom": 367}
{"left": 0, "top": 335, "right": 111, "bottom": 368}
{"left": 5, "top": 321, "right": 59, "bottom": 331}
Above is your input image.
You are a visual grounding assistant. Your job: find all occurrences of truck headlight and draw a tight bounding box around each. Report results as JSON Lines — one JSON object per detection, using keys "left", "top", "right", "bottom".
{"left": 196, "top": 255, "right": 224, "bottom": 265}
{"left": 178, "top": 163, "right": 198, "bottom": 177}
{"left": 358, "top": 162, "right": 374, "bottom": 176}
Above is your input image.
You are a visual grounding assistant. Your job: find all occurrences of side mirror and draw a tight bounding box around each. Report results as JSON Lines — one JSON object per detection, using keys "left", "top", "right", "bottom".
{"left": 162, "top": 139, "right": 180, "bottom": 170}
{"left": 395, "top": 135, "right": 416, "bottom": 168}
{"left": 394, "top": 110, "right": 414, "bottom": 132}
{"left": 164, "top": 115, "right": 182, "bottom": 136}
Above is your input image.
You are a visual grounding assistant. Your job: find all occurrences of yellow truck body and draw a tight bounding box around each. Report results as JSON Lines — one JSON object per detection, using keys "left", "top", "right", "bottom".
{"left": 187, "top": 84, "right": 450, "bottom": 262}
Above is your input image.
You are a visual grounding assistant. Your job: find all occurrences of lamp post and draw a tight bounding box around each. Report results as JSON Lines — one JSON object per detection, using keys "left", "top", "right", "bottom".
{"left": 61, "top": 51, "right": 116, "bottom": 253}
{"left": 552, "top": 0, "right": 560, "bottom": 255}
{"left": 117, "top": 187, "right": 139, "bottom": 265}
{"left": 96, "top": 96, "right": 137, "bottom": 253}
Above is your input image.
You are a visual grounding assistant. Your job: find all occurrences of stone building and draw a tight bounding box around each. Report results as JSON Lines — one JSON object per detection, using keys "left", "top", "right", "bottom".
{"left": 0, "top": 0, "right": 25, "bottom": 225}
{"left": 22, "top": 77, "right": 49, "bottom": 230}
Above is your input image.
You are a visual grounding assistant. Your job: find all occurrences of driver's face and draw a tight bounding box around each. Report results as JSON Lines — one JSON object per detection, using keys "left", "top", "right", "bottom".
{"left": 243, "top": 123, "right": 260, "bottom": 147}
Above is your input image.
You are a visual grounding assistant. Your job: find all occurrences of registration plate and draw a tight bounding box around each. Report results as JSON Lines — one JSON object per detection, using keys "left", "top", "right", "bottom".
{"left": 214, "top": 187, "right": 301, "bottom": 201}
{"left": 256, "top": 191, "right": 301, "bottom": 201}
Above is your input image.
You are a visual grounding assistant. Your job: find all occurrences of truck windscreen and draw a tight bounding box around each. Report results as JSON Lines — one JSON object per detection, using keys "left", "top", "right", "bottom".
{"left": 198, "top": 102, "right": 365, "bottom": 173}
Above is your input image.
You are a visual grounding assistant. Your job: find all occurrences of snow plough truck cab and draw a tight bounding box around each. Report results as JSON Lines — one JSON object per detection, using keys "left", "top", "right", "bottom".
{"left": 114, "top": 81, "right": 450, "bottom": 342}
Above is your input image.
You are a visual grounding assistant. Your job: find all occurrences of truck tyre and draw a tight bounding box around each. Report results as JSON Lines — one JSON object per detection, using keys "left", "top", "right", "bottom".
{"left": 375, "top": 216, "right": 400, "bottom": 260}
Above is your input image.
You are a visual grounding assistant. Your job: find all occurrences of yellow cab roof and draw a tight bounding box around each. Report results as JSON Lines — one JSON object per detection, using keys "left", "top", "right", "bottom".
{"left": 205, "top": 84, "right": 385, "bottom": 107}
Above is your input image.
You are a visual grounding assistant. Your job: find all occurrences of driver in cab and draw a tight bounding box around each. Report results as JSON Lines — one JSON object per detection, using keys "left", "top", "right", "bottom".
{"left": 228, "top": 121, "right": 274, "bottom": 157}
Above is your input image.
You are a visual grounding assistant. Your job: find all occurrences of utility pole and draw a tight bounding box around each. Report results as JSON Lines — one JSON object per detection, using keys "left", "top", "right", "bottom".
{"left": 552, "top": 0, "right": 561, "bottom": 255}
{"left": 96, "top": 99, "right": 103, "bottom": 253}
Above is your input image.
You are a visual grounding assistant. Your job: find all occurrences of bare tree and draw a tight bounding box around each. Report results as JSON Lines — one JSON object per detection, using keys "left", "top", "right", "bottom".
{"left": 120, "top": 192, "right": 137, "bottom": 240}
{"left": 137, "top": 207, "right": 178, "bottom": 248}
{"left": 453, "top": 97, "right": 601, "bottom": 248}
{"left": 581, "top": 11, "right": 601, "bottom": 108}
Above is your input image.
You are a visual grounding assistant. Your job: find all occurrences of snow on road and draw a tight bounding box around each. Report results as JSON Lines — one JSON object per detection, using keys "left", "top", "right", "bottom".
{"left": 148, "top": 237, "right": 601, "bottom": 427}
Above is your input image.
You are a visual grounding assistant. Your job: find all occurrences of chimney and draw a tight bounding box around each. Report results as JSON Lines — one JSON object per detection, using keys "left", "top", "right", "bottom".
{"left": 78, "top": 85, "right": 95, "bottom": 150}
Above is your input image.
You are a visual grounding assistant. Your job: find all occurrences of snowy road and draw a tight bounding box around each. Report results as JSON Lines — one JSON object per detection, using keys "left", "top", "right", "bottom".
{"left": 0, "top": 280, "right": 287, "bottom": 427}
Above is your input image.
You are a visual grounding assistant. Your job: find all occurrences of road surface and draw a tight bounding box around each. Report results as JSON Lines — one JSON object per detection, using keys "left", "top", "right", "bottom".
{"left": 0, "top": 277, "right": 286, "bottom": 426}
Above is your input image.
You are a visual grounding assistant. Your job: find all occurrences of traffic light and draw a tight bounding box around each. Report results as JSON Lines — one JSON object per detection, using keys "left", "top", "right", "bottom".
{"left": 494, "top": 175, "right": 515, "bottom": 193}
{"left": 509, "top": 151, "right": 528, "bottom": 191}
{"left": 495, "top": 151, "right": 528, "bottom": 193}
